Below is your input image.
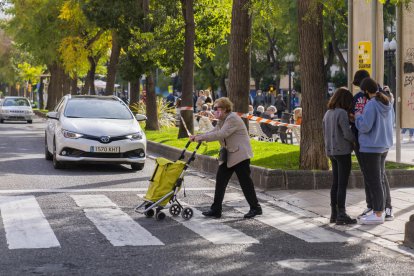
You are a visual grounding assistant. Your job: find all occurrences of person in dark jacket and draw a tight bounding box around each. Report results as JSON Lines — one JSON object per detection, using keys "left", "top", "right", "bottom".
{"left": 275, "top": 94, "right": 287, "bottom": 118}
{"left": 260, "top": 106, "right": 279, "bottom": 139}
{"left": 323, "top": 87, "right": 356, "bottom": 225}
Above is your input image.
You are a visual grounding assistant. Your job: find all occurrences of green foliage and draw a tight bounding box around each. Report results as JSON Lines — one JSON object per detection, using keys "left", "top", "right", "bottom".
{"left": 145, "top": 127, "right": 414, "bottom": 170}
{"left": 130, "top": 97, "right": 177, "bottom": 128}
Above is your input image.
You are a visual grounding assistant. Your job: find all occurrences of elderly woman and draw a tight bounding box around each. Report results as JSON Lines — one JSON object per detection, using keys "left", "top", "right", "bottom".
{"left": 189, "top": 97, "right": 262, "bottom": 219}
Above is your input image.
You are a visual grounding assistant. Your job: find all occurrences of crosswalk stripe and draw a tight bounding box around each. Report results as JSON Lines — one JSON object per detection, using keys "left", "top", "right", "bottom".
{"left": 71, "top": 195, "right": 164, "bottom": 246}
{"left": 207, "top": 193, "right": 350, "bottom": 243}
{"left": 137, "top": 194, "right": 259, "bottom": 244}
{"left": 0, "top": 196, "right": 60, "bottom": 249}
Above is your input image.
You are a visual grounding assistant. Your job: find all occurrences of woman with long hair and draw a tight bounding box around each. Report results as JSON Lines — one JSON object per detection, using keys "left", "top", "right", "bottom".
{"left": 323, "top": 87, "right": 357, "bottom": 225}
{"left": 355, "top": 77, "right": 394, "bottom": 225}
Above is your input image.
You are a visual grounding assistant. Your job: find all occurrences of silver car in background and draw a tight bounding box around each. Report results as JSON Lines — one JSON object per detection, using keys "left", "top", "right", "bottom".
{"left": 45, "top": 95, "right": 147, "bottom": 171}
{"left": 0, "top": 96, "right": 35, "bottom": 124}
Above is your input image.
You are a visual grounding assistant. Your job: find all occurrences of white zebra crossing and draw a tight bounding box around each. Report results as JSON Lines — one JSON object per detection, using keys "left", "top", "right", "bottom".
{"left": 0, "top": 196, "right": 60, "bottom": 249}
{"left": 71, "top": 195, "right": 164, "bottom": 246}
{"left": 206, "top": 193, "right": 350, "bottom": 243}
{"left": 136, "top": 194, "right": 259, "bottom": 244}
{"left": 0, "top": 193, "right": 352, "bottom": 249}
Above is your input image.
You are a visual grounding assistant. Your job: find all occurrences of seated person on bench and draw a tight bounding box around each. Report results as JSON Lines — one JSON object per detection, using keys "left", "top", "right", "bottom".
{"left": 259, "top": 106, "right": 279, "bottom": 139}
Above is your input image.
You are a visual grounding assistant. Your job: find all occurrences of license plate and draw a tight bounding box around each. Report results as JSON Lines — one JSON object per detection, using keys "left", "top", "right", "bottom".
{"left": 90, "top": 146, "right": 120, "bottom": 153}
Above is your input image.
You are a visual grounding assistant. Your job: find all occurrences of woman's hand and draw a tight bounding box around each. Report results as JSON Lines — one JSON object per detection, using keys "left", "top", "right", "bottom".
{"left": 189, "top": 135, "right": 202, "bottom": 142}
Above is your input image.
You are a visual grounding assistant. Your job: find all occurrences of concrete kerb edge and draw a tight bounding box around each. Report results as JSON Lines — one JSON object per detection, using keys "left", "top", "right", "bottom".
{"left": 147, "top": 140, "right": 414, "bottom": 190}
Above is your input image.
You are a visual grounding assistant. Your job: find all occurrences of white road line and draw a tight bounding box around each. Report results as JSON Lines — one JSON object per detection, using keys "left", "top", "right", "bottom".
{"left": 0, "top": 188, "right": 216, "bottom": 194}
{"left": 71, "top": 195, "right": 164, "bottom": 246}
{"left": 136, "top": 194, "right": 259, "bottom": 244}
{"left": 0, "top": 196, "right": 60, "bottom": 249}
{"left": 207, "top": 193, "right": 350, "bottom": 243}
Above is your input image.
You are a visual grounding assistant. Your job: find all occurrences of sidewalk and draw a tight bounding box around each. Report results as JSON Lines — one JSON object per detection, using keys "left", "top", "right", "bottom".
{"left": 387, "top": 134, "right": 414, "bottom": 164}
{"left": 262, "top": 187, "right": 414, "bottom": 258}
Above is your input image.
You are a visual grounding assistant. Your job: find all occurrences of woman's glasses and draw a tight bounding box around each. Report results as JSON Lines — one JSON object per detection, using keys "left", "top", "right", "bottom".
{"left": 213, "top": 106, "right": 223, "bottom": 111}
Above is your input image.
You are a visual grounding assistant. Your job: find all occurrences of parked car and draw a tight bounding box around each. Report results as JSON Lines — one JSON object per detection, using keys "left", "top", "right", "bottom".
{"left": 0, "top": 96, "right": 35, "bottom": 124}
{"left": 45, "top": 95, "right": 147, "bottom": 171}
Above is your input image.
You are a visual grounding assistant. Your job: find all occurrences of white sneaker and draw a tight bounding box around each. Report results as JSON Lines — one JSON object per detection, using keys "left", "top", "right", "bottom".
{"left": 385, "top": 208, "right": 394, "bottom": 221}
{"left": 357, "top": 208, "right": 373, "bottom": 219}
{"left": 359, "top": 212, "right": 385, "bottom": 225}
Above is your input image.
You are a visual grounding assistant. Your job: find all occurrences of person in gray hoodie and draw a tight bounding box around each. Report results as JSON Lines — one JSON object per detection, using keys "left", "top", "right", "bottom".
{"left": 323, "top": 87, "right": 357, "bottom": 225}
{"left": 355, "top": 77, "right": 395, "bottom": 225}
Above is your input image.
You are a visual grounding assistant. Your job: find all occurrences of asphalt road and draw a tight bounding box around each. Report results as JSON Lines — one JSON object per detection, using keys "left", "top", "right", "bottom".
{"left": 0, "top": 116, "right": 413, "bottom": 275}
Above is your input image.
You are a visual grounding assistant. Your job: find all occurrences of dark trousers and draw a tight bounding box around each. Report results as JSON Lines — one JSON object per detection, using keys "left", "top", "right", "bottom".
{"left": 330, "top": 154, "right": 352, "bottom": 209}
{"left": 211, "top": 159, "right": 260, "bottom": 212}
{"left": 358, "top": 152, "right": 388, "bottom": 212}
{"left": 357, "top": 150, "right": 391, "bottom": 209}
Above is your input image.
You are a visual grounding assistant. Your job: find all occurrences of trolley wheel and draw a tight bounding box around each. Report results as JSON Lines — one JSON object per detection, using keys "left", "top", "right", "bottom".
{"left": 181, "top": 207, "right": 194, "bottom": 220}
{"left": 169, "top": 204, "right": 182, "bottom": 217}
{"left": 156, "top": 211, "right": 166, "bottom": 221}
{"left": 144, "top": 209, "right": 155, "bottom": 218}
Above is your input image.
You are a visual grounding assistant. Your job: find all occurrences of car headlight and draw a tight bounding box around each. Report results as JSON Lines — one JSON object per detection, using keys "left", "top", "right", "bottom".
{"left": 126, "top": 132, "right": 143, "bottom": 140}
{"left": 62, "top": 129, "right": 83, "bottom": 139}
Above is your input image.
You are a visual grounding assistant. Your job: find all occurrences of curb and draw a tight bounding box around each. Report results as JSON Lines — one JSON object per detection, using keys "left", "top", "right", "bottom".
{"left": 147, "top": 140, "right": 414, "bottom": 190}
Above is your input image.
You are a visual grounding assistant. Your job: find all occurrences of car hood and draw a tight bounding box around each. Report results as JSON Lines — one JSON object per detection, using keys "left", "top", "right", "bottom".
{"left": 1, "top": 106, "right": 33, "bottom": 111}
{"left": 61, "top": 117, "right": 141, "bottom": 136}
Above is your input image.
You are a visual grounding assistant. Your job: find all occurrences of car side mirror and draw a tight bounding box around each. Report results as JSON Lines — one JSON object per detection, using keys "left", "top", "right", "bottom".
{"left": 46, "top": 111, "right": 60, "bottom": 120}
{"left": 135, "top": 114, "right": 147, "bottom": 121}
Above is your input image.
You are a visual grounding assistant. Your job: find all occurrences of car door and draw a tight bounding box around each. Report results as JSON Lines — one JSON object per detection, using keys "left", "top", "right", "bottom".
{"left": 46, "top": 97, "right": 66, "bottom": 151}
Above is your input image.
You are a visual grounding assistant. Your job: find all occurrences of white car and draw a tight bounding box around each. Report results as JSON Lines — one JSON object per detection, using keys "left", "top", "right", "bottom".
{"left": 45, "top": 95, "right": 147, "bottom": 171}
{"left": 0, "top": 96, "right": 35, "bottom": 124}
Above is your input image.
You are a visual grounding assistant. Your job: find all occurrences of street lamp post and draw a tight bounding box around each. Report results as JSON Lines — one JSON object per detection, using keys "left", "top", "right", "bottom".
{"left": 383, "top": 38, "right": 397, "bottom": 95}
{"left": 284, "top": 54, "right": 295, "bottom": 113}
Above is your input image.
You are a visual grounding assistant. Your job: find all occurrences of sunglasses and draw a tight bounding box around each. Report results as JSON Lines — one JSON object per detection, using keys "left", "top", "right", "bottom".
{"left": 213, "top": 106, "right": 223, "bottom": 111}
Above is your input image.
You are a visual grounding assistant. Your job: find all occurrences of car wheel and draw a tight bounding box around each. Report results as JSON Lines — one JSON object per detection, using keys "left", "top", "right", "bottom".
{"left": 53, "top": 138, "right": 64, "bottom": 169}
{"left": 45, "top": 136, "right": 52, "bottom": 161}
{"left": 27, "top": 120, "right": 33, "bottom": 124}
{"left": 131, "top": 163, "right": 144, "bottom": 171}
{"left": 0, "top": 119, "right": 4, "bottom": 123}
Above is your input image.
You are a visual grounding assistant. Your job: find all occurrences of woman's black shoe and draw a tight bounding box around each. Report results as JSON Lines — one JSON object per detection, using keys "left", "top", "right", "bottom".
{"left": 202, "top": 209, "right": 221, "bottom": 218}
{"left": 336, "top": 213, "right": 357, "bottom": 225}
{"left": 244, "top": 207, "right": 263, "bottom": 219}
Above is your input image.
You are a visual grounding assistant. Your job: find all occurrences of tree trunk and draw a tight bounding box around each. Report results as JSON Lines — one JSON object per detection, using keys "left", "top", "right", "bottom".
{"left": 145, "top": 73, "right": 159, "bottom": 130}
{"left": 228, "top": 0, "right": 252, "bottom": 126}
{"left": 178, "top": 0, "right": 195, "bottom": 138}
{"left": 220, "top": 76, "right": 227, "bottom": 97}
{"left": 46, "top": 63, "right": 59, "bottom": 110}
{"left": 130, "top": 79, "right": 140, "bottom": 104}
{"left": 105, "top": 30, "right": 121, "bottom": 96}
{"left": 62, "top": 72, "right": 71, "bottom": 98}
{"left": 38, "top": 77, "right": 44, "bottom": 109}
{"left": 70, "top": 76, "right": 78, "bottom": 94}
{"left": 82, "top": 56, "right": 97, "bottom": 95}
{"left": 298, "top": 0, "right": 329, "bottom": 170}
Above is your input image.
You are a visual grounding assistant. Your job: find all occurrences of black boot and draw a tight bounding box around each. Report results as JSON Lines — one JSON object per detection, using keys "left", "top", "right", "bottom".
{"left": 330, "top": 206, "right": 337, "bottom": 223}
{"left": 202, "top": 209, "right": 221, "bottom": 218}
{"left": 336, "top": 208, "right": 357, "bottom": 225}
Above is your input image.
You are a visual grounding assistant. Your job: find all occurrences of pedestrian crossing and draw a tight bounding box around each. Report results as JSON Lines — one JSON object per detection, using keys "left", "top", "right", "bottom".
{"left": 0, "top": 193, "right": 350, "bottom": 250}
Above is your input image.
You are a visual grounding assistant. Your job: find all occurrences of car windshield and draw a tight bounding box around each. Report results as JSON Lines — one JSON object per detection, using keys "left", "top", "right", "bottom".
{"left": 3, "top": 98, "right": 30, "bottom": 107}
{"left": 64, "top": 98, "right": 133, "bottom": 119}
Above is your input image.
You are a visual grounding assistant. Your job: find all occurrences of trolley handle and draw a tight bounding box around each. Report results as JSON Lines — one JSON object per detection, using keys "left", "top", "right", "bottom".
{"left": 178, "top": 141, "right": 202, "bottom": 161}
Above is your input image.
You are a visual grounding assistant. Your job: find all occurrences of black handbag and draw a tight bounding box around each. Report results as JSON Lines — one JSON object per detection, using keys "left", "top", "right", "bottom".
{"left": 218, "top": 139, "right": 227, "bottom": 162}
{"left": 218, "top": 147, "right": 228, "bottom": 162}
